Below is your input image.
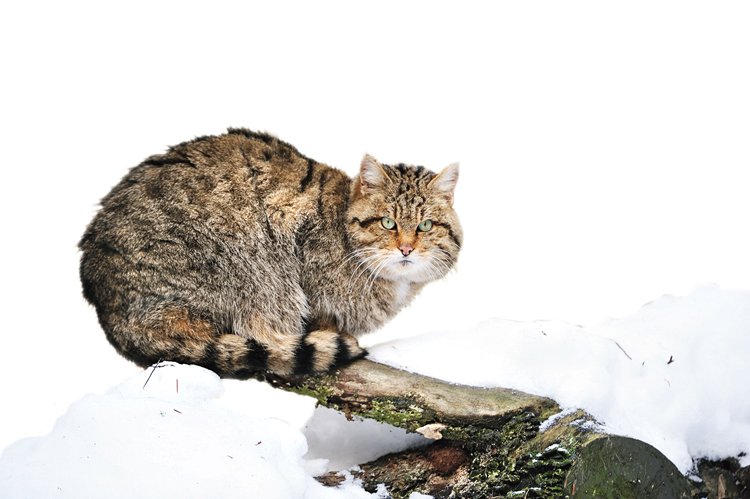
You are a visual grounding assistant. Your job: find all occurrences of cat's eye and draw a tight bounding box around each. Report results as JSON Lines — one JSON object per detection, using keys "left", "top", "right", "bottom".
{"left": 417, "top": 219, "right": 433, "bottom": 232}
{"left": 381, "top": 217, "right": 396, "bottom": 230}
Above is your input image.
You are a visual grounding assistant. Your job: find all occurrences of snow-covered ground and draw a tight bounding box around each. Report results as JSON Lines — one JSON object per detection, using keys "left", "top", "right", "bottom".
{"left": 1, "top": 286, "right": 748, "bottom": 497}
{"left": 368, "top": 285, "right": 750, "bottom": 475}
{"left": 0, "top": 364, "right": 380, "bottom": 498}
{"left": 2, "top": 1, "right": 750, "bottom": 497}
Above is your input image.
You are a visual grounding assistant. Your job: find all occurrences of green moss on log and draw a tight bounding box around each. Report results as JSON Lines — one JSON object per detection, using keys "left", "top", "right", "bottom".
{"left": 285, "top": 375, "right": 339, "bottom": 407}
{"left": 359, "top": 398, "right": 436, "bottom": 431}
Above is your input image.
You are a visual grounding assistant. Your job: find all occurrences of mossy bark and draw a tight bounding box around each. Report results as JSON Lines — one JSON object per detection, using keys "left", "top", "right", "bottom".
{"left": 256, "top": 359, "right": 697, "bottom": 498}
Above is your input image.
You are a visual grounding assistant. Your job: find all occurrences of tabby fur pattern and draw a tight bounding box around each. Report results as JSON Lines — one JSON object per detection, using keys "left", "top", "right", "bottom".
{"left": 79, "top": 129, "right": 462, "bottom": 378}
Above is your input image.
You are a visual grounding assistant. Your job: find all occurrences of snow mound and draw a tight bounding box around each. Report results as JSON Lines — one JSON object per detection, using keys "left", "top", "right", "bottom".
{"left": 369, "top": 285, "right": 750, "bottom": 473}
{"left": 2, "top": 286, "right": 748, "bottom": 497}
{"left": 0, "top": 363, "right": 374, "bottom": 499}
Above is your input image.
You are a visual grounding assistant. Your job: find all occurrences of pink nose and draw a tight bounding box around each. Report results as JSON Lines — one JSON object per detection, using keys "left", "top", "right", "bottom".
{"left": 400, "top": 245, "right": 413, "bottom": 256}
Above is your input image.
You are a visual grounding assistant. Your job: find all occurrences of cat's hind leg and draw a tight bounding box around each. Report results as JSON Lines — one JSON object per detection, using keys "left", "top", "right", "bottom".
{"left": 231, "top": 277, "right": 367, "bottom": 376}
{"left": 100, "top": 305, "right": 275, "bottom": 379}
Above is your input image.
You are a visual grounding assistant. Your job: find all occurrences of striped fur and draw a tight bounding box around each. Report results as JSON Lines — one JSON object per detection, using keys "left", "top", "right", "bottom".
{"left": 79, "top": 129, "right": 462, "bottom": 378}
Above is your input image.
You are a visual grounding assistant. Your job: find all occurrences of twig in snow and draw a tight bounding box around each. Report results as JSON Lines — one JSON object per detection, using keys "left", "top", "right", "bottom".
{"left": 613, "top": 341, "right": 632, "bottom": 360}
{"left": 142, "top": 359, "right": 163, "bottom": 390}
{"left": 667, "top": 355, "right": 674, "bottom": 365}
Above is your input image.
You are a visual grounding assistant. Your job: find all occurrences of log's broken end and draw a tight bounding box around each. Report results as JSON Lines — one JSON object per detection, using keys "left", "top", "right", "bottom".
{"left": 564, "top": 435, "right": 693, "bottom": 498}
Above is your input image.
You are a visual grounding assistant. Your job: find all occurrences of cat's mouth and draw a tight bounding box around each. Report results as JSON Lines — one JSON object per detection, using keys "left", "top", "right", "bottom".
{"left": 374, "top": 250, "right": 439, "bottom": 283}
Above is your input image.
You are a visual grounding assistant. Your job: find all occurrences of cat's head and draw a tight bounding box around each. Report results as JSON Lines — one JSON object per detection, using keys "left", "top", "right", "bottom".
{"left": 347, "top": 155, "right": 462, "bottom": 284}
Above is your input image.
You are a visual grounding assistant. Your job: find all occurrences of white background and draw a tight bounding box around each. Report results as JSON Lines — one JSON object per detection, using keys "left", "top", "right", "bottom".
{"left": 1, "top": 1, "right": 748, "bottom": 451}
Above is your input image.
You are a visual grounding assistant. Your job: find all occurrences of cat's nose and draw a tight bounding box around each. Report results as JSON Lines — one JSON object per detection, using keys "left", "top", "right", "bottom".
{"left": 399, "top": 244, "right": 413, "bottom": 257}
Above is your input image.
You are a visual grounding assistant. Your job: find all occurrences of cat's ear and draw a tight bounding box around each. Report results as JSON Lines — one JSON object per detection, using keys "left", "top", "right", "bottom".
{"left": 359, "top": 154, "right": 388, "bottom": 195}
{"left": 429, "top": 162, "right": 459, "bottom": 205}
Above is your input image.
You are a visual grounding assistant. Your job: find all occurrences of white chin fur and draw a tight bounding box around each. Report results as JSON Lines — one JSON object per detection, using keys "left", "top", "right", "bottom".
{"left": 379, "top": 252, "right": 441, "bottom": 283}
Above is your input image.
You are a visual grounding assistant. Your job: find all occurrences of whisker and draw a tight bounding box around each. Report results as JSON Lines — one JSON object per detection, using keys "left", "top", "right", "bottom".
{"left": 337, "top": 248, "right": 382, "bottom": 292}
{"left": 346, "top": 252, "right": 384, "bottom": 297}
{"left": 363, "top": 255, "right": 392, "bottom": 297}
{"left": 422, "top": 252, "right": 454, "bottom": 281}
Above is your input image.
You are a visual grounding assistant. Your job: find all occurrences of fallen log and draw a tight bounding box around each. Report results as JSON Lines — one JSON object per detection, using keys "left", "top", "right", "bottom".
{"left": 257, "top": 359, "right": 696, "bottom": 498}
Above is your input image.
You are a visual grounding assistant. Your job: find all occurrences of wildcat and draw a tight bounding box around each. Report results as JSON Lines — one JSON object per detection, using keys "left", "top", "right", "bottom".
{"left": 79, "top": 129, "right": 462, "bottom": 378}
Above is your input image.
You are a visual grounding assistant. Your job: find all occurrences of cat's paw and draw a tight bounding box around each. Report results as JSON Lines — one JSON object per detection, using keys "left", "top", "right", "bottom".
{"left": 294, "top": 330, "right": 367, "bottom": 375}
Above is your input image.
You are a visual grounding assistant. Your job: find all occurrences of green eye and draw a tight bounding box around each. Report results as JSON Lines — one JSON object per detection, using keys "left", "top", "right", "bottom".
{"left": 417, "top": 219, "right": 433, "bottom": 232}
{"left": 381, "top": 217, "right": 396, "bottom": 230}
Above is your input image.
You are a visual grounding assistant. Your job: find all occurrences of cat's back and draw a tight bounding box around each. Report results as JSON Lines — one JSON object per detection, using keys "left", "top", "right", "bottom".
{"left": 85, "top": 129, "right": 348, "bottom": 249}
{"left": 104, "top": 129, "right": 320, "bottom": 217}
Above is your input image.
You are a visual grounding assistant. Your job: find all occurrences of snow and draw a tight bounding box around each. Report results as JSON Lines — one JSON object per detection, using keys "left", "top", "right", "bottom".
{"left": 2, "top": 287, "right": 749, "bottom": 497}
{"left": 2, "top": 1, "right": 750, "bottom": 497}
{"left": 538, "top": 407, "right": 577, "bottom": 432}
{"left": 0, "top": 363, "right": 375, "bottom": 499}
{"left": 367, "top": 285, "right": 750, "bottom": 474}
{"left": 303, "top": 407, "right": 428, "bottom": 472}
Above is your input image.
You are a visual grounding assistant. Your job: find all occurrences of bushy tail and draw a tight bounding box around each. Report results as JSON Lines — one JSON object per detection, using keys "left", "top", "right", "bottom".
{"left": 111, "top": 328, "right": 366, "bottom": 379}
{"left": 181, "top": 331, "right": 366, "bottom": 379}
